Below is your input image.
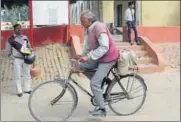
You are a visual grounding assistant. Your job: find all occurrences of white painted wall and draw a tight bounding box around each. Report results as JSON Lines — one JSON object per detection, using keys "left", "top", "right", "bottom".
{"left": 32, "top": 1, "right": 68, "bottom": 25}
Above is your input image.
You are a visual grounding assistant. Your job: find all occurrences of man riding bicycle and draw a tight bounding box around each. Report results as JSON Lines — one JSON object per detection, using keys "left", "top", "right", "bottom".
{"left": 76, "top": 10, "right": 119, "bottom": 117}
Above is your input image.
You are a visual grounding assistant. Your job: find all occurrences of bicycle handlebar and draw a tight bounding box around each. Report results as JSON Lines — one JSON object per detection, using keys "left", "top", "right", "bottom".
{"left": 70, "top": 58, "right": 97, "bottom": 73}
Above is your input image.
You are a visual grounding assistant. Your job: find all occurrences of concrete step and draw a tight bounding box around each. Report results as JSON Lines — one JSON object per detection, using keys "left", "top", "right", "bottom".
{"left": 116, "top": 41, "right": 144, "bottom": 51}
{"left": 115, "top": 42, "right": 130, "bottom": 46}
{"left": 81, "top": 42, "right": 144, "bottom": 51}
{"left": 117, "top": 45, "right": 145, "bottom": 51}
{"left": 137, "top": 56, "right": 153, "bottom": 65}
{"left": 112, "top": 35, "right": 123, "bottom": 42}
{"left": 137, "top": 63, "right": 158, "bottom": 74}
{"left": 135, "top": 50, "right": 147, "bottom": 58}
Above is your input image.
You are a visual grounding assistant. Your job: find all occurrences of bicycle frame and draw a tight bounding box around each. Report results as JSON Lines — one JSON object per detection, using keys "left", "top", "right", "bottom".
{"left": 64, "top": 65, "right": 129, "bottom": 99}
{"left": 51, "top": 65, "right": 139, "bottom": 107}
{"left": 67, "top": 69, "right": 94, "bottom": 97}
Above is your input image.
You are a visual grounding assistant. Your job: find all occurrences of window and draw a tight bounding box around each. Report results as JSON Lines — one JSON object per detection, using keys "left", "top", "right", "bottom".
{"left": 81, "top": 2, "right": 83, "bottom": 12}
{"left": 87, "top": 1, "right": 90, "bottom": 9}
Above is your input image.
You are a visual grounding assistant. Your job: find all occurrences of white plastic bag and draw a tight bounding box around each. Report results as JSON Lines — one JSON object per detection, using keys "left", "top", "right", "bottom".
{"left": 20, "top": 41, "right": 31, "bottom": 55}
{"left": 117, "top": 49, "right": 137, "bottom": 75}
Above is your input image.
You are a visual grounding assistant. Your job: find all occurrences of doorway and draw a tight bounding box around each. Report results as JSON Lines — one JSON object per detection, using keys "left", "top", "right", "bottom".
{"left": 117, "top": 4, "right": 122, "bottom": 27}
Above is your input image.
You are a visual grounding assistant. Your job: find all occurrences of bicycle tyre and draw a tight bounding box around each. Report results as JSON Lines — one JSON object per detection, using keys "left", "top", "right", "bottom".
{"left": 107, "top": 74, "right": 147, "bottom": 116}
{"left": 28, "top": 80, "right": 78, "bottom": 121}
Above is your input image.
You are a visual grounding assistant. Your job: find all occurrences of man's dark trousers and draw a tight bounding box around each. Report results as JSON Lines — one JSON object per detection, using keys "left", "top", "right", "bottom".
{"left": 127, "top": 21, "right": 138, "bottom": 42}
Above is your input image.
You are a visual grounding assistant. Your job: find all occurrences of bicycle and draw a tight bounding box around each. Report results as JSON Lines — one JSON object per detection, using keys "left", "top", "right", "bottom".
{"left": 28, "top": 59, "right": 147, "bottom": 121}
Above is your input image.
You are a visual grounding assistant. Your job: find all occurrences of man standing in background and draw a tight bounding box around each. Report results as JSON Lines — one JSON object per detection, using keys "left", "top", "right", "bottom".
{"left": 125, "top": 1, "right": 141, "bottom": 45}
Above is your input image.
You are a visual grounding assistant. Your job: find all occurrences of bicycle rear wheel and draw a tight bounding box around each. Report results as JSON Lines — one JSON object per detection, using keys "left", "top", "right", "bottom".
{"left": 107, "top": 74, "right": 147, "bottom": 116}
{"left": 28, "top": 80, "right": 78, "bottom": 121}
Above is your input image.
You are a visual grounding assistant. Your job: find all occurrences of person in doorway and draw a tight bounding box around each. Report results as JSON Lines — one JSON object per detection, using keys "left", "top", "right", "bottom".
{"left": 75, "top": 10, "right": 119, "bottom": 117}
{"left": 125, "top": 1, "right": 141, "bottom": 45}
{"left": 6, "top": 24, "right": 32, "bottom": 97}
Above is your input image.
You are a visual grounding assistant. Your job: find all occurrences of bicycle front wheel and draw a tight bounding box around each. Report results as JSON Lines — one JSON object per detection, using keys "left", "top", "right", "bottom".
{"left": 28, "top": 80, "right": 78, "bottom": 121}
{"left": 107, "top": 74, "right": 147, "bottom": 116}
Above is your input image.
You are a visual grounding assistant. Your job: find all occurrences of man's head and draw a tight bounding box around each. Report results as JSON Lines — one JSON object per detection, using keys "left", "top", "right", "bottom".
{"left": 80, "top": 10, "right": 97, "bottom": 28}
{"left": 13, "top": 24, "right": 21, "bottom": 35}
{"left": 128, "top": 2, "right": 134, "bottom": 9}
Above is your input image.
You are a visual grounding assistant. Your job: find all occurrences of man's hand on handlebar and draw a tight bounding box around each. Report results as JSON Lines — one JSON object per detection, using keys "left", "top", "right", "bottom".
{"left": 74, "top": 55, "right": 89, "bottom": 62}
{"left": 74, "top": 55, "right": 82, "bottom": 60}
{"left": 78, "top": 56, "right": 88, "bottom": 62}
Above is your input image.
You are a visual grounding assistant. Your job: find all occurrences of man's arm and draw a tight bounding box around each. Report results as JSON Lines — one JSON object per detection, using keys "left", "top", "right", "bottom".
{"left": 82, "top": 35, "right": 89, "bottom": 55}
{"left": 87, "top": 33, "right": 109, "bottom": 60}
{"left": 5, "top": 39, "right": 12, "bottom": 57}
{"left": 125, "top": 9, "right": 129, "bottom": 21}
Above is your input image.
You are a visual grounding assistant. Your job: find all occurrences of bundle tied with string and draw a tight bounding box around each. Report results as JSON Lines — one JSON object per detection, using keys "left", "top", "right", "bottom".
{"left": 117, "top": 49, "right": 138, "bottom": 76}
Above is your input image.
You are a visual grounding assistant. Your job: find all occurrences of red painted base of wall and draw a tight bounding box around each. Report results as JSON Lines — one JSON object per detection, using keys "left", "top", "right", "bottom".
{"left": 66, "top": 25, "right": 84, "bottom": 45}
{"left": 1, "top": 25, "right": 67, "bottom": 50}
{"left": 123, "top": 26, "right": 180, "bottom": 43}
{"left": 2, "top": 25, "right": 179, "bottom": 51}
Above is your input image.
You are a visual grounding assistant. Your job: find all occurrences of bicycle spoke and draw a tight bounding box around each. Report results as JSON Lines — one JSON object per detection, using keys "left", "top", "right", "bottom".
{"left": 129, "top": 94, "right": 145, "bottom": 99}
{"left": 129, "top": 76, "right": 135, "bottom": 93}
{"left": 124, "top": 76, "right": 135, "bottom": 93}
{"left": 109, "top": 98, "right": 122, "bottom": 104}
{"left": 110, "top": 95, "right": 126, "bottom": 100}
{"left": 129, "top": 85, "right": 143, "bottom": 94}
{"left": 129, "top": 97, "right": 137, "bottom": 107}
{"left": 112, "top": 95, "right": 126, "bottom": 100}
{"left": 110, "top": 92, "right": 125, "bottom": 96}
{"left": 28, "top": 81, "right": 78, "bottom": 121}
{"left": 126, "top": 77, "right": 131, "bottom": 91}
{"left": 108, "top": 74, "right": 147, "bottom": 116}
{"left": 53, "top": 101, "right": 74, "bottom": 106}
{"left": 108, "top": 93, "right": 127, "bottom": 104}
{"left": 108, "top": 97, "right": 125, "bottom": 104}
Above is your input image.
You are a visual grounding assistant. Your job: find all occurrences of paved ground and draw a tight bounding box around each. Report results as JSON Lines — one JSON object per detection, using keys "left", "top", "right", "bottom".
{"left": 1, "top": 43, "right": 180, "bottom": 121}
{"left": 154, "top": 43, "right": 180, "bottom": 69}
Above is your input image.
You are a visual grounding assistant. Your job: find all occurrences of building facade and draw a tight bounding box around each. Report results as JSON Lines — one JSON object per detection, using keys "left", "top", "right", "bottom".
{"left": 70, "top": 1, "right": 180, "bottom": 27}
{"left": 140, "top": 1, "right": 180, "bottom": 26}
{"left": 70, "top": 1, "right": 100, "bottom": 24}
